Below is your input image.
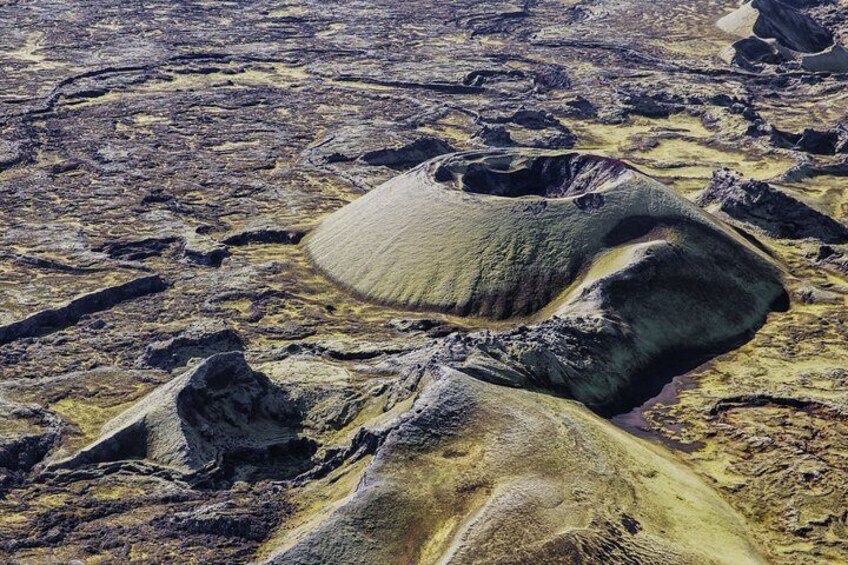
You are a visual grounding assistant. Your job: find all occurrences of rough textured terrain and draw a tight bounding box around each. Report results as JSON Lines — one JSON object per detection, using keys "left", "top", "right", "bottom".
{"left": 1, "top": 0, "right": 847, "bottom": 564}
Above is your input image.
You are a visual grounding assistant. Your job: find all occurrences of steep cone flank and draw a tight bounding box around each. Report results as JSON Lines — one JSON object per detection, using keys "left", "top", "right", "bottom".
{"left": 307, "top": 149, "right": 782, "bottom": 321}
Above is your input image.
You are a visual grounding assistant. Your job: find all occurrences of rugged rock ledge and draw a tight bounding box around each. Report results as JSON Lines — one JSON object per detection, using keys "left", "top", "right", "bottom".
{"left": 0, "top": 274, "right": 167, "bottom": 346}
{"left": 698, "top": 168, "right": 848, "bottom": 243}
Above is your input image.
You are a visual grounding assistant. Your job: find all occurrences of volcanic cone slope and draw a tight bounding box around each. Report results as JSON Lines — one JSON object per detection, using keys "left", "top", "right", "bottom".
{"left": 307, "top": 149, "right": 784, "bottom": 320}
{"left": 271, "top": 369, "right": 767, "bottom": 565}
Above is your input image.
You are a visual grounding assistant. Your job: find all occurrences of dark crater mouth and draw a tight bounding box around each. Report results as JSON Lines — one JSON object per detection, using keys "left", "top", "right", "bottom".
{"left": 434, "top": 152, "right": 630, "bottom": 199}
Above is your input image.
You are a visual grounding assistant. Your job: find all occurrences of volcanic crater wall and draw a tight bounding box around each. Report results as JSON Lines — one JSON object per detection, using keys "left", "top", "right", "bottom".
{"left": 307, "top": 150, "right": 783, "bottom": 316}
{"left": 306, "top": 149, "right": 787, "bottom": 410}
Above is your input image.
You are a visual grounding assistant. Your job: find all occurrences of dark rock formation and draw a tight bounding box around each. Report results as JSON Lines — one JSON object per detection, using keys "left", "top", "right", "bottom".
{"left": 139, "top": 320, "right": 245, "bottom": 371}
{"left": 698, "top": 168, "right": 848, "bottom": 243}
{"left": 221, "top": 225, "right": 311, "bottom": 246}
{"left": 751, "top": 0, "right": 833, "bottom": 54}
{"left": 473, "top": 124, "right": 576, "bottom": 149}
{"left": 718, "top": 0, "right": 848, "bottom": 72}
{"left": 771, "top": 126, "right": 848, "bottom": 155}
{"left": 461, "top": 68, "right": 530, "bottom": 89}
{"left": 359, "top": 137, "right": 454, "bottom": 169}
{"left": 473, "top": 125, "right": 515, "bottom": 147}
{"left": 0, "top": 402, "right": 63, "bottom": 486}
{"left": 563, "top": 96, "right": 598, "bottom": 118}
{"left": 487, "top": 108, "right": 567, "bottom": 131}
{"left": 166, "top": 501, "right": 276, "bottom": 541}
{"left": 307, "top": 126, "right": 454, "bottom": 169}
{"left": 814, "top": 244, "right": 848, "bottom": 273}
{"left": 622, "top": 90, "right": 682, "bottom": 118}
{"left": 183, "top": 238, "right": 230, "bottom": 268}
{"left": 0, "top": 274, "right": 167, "bottom": 346}
{"left": 303, "top": 126, "right": 456, "bottom": 188}
{"left": 95, "top": 237, "right": 181, "bottom": 261}
{"left": 55, "top": 353, "right": 315, "bottom": 484}
{"left": 386, "top": 318, "right": 458, "bottom": 338}
{"left": 731, "top": 36, "right": 785, "bottom": 69}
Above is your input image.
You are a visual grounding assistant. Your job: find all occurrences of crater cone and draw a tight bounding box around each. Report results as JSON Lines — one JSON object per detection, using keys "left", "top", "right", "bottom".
{"left": 306, "top": 149, "right": 784, "bottom": 322}
{"left": 717, "top": 0, "right": 848, "bottom": 72}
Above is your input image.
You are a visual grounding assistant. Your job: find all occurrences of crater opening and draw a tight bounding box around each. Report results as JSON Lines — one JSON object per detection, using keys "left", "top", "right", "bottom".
{"left": 435, "top": 153, "right": 630, "bottom": 199}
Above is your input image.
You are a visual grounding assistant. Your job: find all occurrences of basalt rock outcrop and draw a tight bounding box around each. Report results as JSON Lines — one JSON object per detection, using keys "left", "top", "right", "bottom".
{"left": 770, "top": 126, "right": 848, "bottom": 155}
{"left": 0, "top": 274, "right": 167, "bottom": 346}
{"left": 698, "top": 168, "right": 848, "bottom": 243}
{"left": 54, "top": 352, "right": 314, "bottom": 482}
{"left": 139, "top": 319, "right": 245, "bottom": 371}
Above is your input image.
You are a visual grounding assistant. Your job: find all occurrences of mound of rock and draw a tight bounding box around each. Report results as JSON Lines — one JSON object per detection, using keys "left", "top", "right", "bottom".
{"left": 698, "top": 168, "right": 848, "bottom": 243}
{"left": 770, "top": 126, "right": 848, "bottom": 155}
{"left": 167, "top": 501, "right": 277, "bottom": 541}
{"left": 270, "top": 370, "right": 767, "bottom": 565}
{"left": 0, "top": 401, "right": 63, "bottom": 486}
{"left": 307, "top": 150, "right": 786, "bottom": 411}
{"left": 717, "top": 0, "right": 848, "bottom": 72}
{"left": 304, "top": 125, "right": 456, "bottom": 189}
{"left": 475, "top": 108, "right": 577, "bottom": 149}
{"left": 55, "top": 353, "right": 314, "bottom": 481}
{"left": 815, "top": 244, "right": 848, "bottom": 274}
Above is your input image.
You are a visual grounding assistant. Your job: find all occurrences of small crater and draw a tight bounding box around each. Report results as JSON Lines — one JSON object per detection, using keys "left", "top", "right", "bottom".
{"left": 436, "top": 152, "right": 628, "bottom": 199}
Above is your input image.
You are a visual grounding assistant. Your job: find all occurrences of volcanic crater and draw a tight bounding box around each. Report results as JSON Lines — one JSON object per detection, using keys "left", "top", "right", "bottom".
{"left": 435, "top": 151, "right": 629, "bottom": 199}
{"left": 306, "top": 149, "right": 784, "bottom": 324}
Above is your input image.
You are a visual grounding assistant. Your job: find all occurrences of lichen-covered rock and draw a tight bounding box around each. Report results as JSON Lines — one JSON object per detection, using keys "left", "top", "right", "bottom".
{"left": 0, "top": 402, "right": 63, "bottom": 485}
{"left": 698, "top": 168, "right": 848, "bottom": 243}
{"left": 139, "top": 319, "right": 245, "bottom": 371}
{"left": 55, "top": 353, "right": 314, "bottom": 481}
